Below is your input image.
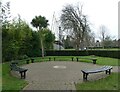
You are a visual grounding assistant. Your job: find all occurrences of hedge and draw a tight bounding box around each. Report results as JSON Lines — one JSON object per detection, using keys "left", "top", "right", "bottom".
{"left": 46, "top": 50, "right": 88, "bottom": 56}
{"left": 46, "top": 50, "right": 120, "bottom": 59}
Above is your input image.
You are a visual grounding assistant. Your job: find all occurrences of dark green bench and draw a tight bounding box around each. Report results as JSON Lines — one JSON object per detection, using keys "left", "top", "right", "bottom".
{"left": 81, "top": 66, "right": 113, "bottom": 80}
{"left": 10, "top": 63, "right": 28, "bottom": 79}
{"left": 76, "top": 57, "right": 97, "bottom": 64}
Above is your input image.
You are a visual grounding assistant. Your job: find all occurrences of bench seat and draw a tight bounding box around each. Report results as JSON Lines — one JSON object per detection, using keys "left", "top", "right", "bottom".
{"left": 76, "top": 57, "right": 97, "bottom": 64}
{"left": 81, "top": 66, "right": 113, "bottom": 80}
{"left": 10, "top": 64, "right": 28, "bottom": 79}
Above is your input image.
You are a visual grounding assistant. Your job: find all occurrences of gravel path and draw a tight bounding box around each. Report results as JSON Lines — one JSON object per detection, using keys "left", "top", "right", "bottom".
{"left": 18, "top": 61, "right": 119, "bottom": 91}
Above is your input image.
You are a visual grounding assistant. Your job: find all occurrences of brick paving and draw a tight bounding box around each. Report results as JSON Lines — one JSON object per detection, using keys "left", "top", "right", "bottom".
{"left": 20, "top": 61, "right": 118, "bottom": 90}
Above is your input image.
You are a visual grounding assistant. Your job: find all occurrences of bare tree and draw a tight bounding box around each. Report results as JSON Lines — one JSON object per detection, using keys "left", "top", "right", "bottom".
{"left": 99, "top": 25, "right": 109, "bottom": 48}
{"left": 60, "top": 4, "right": 91, "bottom": 50}
{"left": 85, "top": 32, "right": 95, "bottom": 48}
{"left": 99, "top": 25, "right": 106, "bottom": 41}
{"left": 1, "top": 2, "right": 11, "bottom": 23}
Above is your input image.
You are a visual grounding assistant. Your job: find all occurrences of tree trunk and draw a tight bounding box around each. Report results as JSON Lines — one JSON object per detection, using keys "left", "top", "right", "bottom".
{"left": 75, "top": 38, "right": 80, "bottom": 50}
{"left": 40, "top": 39, "right": 44, "bottom": 59}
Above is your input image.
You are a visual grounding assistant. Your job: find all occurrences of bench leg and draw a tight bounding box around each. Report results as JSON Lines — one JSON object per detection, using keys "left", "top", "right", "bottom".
{"left": 20, "top": 72, "right": 23, "bottom": 79}
{"left": 108, "top": 69, "right": 111, "bottom": 74}
{"left": 76, "top": 58, "right": 78, "bottom": 62}
{"left": 105, "top": 70, "right": 108, "bottom": 74}
{"left": 85, "top": 73, "right": 88, "bottom": 80}
{"left": 31, "top": 60, "right": 34, "bottom": 63}
{"left": 83, "top": 73, "right": 85, "bottom": 80}
{"left": 83, "top": 73, "right": 88, "bottom": 80}
{"left": 72, "top": 57, "right": 73, "bottom": 61}
{"left": 106, "top": 69, "right": 111, "bottom": 75}
{"left": 23, "top": 71, "right": 26, "bottom": 79}
{"left": 93, "top": 60, "right": 96, "bottom": 64}
{"left": 49, "top": 58, "right": 51, "bottom": 61}
{"left": 54, "top": 57, "right": 55, "bottom": 61}
{"left": 20, "top": 71, "right": 26, "bottom": 79}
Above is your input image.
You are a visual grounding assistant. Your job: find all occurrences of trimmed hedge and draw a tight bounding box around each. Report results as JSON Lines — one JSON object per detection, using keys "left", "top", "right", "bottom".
{"left": 46, "top": 50, "right": 120, "bottom": 59}
{"left": 88, "top": 50, "right": 119, "bottom": 59}
{"left": 46, "top": 50, "right": 88, "bottom": 56}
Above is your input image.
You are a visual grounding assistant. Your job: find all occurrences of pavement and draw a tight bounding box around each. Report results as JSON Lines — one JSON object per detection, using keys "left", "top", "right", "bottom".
{"left": 17, "top": 61, "right": 119, "bottom": 91}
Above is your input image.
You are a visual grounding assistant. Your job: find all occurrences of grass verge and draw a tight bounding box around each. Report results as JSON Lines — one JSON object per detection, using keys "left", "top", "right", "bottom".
{"left": 75, "top": 72, "right": 120, "bottom": 91}
{"left": 2, "top": 62, "right": 28, "bottom": 91}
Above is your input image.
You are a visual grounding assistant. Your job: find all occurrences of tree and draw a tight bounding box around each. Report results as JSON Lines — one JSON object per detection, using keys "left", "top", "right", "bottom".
{"left": 38, "top": 28, "right": 55, "bottom": 50}
{"left": 31, "top": 15, "right": 48, "bottom": 30}
{"left": 2, "top": 16, "right": 33, "bottom": 61}
{"left": 27, "top": 31, "right": 41, "bottom": 57}
{"left": 118, "top": 39, "right": 120, "bottom": 47}
{"left": 31, "top": 15, "right": 49, "bottom": 58}
{"left": 63, "top": 36, "right": 73, "bottom": 49}
{"left": 1, "top": 2, "right": 17, "bottom": 61}
{"left": 1, "top": 1, "right": 11, "bottom": 25}
{"left": 99, "top": 25, "right": 109, "bottom": 48}
{"left": 44, "top": 29, "right": 55, "bottom": 50}
{"left": 84, "top": 32, "right": 95, "bottom": 48}
{"left": 103, "top": 36, "right": 113, "bottom": 48}
{"left": 60, "top": 4, "right": 91, "bottom": 50}
{"left": 99, "top": 25, "right": 107, "bottom": 41}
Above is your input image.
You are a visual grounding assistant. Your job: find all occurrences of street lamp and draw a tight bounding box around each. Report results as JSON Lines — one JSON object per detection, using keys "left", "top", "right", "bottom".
{"left": 59, "top": 26, "right": 61, "bottom": 50}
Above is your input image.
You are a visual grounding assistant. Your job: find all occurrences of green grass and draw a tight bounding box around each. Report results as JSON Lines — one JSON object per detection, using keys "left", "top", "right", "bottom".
{"left": 95, "top": 56, "right": 118, "bottom": 66}
{"left": 27, "top": 56, "right": 118, "bottom": 66}
{"left": 2, "top": 62, "right": 28, "bottom": 91}
{"left": 76, "top": 73, "right": 120, "bottom": 90}
{"left": 77, "top": 56, "right": 118, "bottom": 66}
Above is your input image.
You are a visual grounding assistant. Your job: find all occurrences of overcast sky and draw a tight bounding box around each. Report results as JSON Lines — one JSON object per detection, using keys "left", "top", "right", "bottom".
{"left": 3, "top": 0, "right": 119, "bottom": 40}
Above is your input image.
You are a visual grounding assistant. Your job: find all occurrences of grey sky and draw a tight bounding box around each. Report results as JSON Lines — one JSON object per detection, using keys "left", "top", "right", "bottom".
{"left": 3, "top": 0, "right": 119, "bottom": 40}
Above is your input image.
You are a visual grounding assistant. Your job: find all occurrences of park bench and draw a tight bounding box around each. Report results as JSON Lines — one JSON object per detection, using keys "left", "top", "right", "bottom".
{"left": 81, "top": 66, "right": 113, "bottom": 80}
{"left": 49, "top": 57, "right": 74, "bottom": 61}
{"left": 10, "top": 63, "right": 28, "bottom": 79}
{"left": 76, "top": 57, "right": 97, "bottom": 64}
{"left": 48, "top": 57, "right": 97, "bottom": 64}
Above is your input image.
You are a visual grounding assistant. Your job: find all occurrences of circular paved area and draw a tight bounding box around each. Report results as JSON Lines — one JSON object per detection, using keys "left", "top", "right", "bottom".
{"left": 20, "top": 61, "right": 118, "bottom": 90}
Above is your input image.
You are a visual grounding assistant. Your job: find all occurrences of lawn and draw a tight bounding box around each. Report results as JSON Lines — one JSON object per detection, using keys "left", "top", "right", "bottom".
{"left": 27, "top": 56, "right": 118, "bottom": 66}
{"left": 75, "top": 72, "right": 120, "bottom": 90}
{"left": 2, "top": 63, "right": 28, "bottom": 91}
{"left": 77, "top": 56, "right": 118, "bottom": 66}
